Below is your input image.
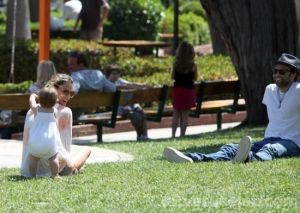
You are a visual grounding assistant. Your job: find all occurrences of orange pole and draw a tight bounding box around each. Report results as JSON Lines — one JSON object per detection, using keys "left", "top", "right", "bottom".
{"left": 38, "top": 0, "right": 50, "bottom": 61}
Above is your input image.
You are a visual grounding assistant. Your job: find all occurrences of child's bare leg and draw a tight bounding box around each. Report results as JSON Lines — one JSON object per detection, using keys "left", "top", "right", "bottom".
{"left": 29, "top": 154, "right": 39, "bottom": 178}
{"left": 49, "top": 153, "right": 59, "bottom": 178}
{"left": 172, "top": 110, "right": 180, "bottom": 138}
{"left": 180, "top": 110, "right": 189, "bottom": 137}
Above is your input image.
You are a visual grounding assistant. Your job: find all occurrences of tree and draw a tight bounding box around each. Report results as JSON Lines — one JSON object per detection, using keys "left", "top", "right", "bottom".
{"left": 200, "top": 0, "right": 299, "bottom": 125}
{"left": 6, "top": 0, "right": 31, "bottom": 40}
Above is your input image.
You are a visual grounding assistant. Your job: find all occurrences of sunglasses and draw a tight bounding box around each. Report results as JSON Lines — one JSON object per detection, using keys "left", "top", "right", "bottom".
{"left": 272, "top": 68, "right": 291, "bottom": 75}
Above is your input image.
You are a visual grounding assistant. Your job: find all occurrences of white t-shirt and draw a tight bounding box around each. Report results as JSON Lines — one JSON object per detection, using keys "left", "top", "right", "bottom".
{"left": 263, "top": 82, "right": 300, "bottom": 147}
{"left": 63, "top": 0, "right": 82, "bottom": 20}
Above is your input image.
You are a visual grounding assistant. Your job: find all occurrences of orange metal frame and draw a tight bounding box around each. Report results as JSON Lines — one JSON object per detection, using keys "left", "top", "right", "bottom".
{"left": 38, "top": 0, "right": 50, "bottom": 61}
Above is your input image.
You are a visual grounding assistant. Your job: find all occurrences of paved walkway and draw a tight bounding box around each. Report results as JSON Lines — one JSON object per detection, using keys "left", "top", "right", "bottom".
{"left": 0, "top": 122, "right": 240, "bottom": 169}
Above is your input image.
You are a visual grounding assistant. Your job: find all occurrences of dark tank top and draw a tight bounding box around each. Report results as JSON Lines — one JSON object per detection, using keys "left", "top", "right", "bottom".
{"left": 174, "top": 70, "right": 195, "bottom": 89}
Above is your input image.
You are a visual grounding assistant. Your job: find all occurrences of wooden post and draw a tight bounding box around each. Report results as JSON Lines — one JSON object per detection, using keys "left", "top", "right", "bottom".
{"left": 38, "top": 0, "right": 50, "bottom": 61}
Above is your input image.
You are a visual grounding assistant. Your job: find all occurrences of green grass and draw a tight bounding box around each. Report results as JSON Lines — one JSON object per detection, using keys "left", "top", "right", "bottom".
{"left": 1, "top": 127, "right": 299, "bottom": 212}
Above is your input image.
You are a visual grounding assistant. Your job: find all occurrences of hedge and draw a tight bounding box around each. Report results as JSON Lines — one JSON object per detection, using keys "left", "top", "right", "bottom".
{"left": 0, "top": 39, "right": 236, "bottom": 90}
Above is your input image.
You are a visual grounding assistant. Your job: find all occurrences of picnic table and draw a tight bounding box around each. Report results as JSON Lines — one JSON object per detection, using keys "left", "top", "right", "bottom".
{"left": 100, "top": 40, "right": 171, "bottom": 57}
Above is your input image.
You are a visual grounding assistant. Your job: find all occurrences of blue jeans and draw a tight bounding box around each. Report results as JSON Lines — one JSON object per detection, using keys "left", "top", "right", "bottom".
{"left": 186, "top": 137, "right": 300, "bottom": 162}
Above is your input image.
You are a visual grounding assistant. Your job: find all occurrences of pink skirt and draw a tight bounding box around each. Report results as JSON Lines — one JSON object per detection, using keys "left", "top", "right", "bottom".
{"left": 172, "top": 87, "right": 196, "bottom": 110}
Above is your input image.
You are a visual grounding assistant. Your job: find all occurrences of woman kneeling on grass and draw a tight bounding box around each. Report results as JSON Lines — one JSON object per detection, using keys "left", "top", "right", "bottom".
{"left": 21, "top": 74, "right": 91, "bottom": 178}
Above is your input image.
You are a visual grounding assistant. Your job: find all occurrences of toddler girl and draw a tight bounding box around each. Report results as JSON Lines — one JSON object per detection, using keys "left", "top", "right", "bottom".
{"left": 28, "top": 86, "right": 70, "bottom": 178}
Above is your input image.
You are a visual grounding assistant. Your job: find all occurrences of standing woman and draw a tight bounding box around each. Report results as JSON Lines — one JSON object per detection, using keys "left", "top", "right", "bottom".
{"left": 21, "top": 74, "right": 91, "bottom": 178}
{"left": 171, "top": 41, "right": 198, "bottom": 138}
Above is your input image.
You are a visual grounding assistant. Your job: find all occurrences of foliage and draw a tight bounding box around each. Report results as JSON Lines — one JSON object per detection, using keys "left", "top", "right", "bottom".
{"left": 0, "top": 127, "right": 299, "bottom": 212}
{"left": 104, "top": 0, "right": 164, "bottom": 40}
{"left": 180, "top": 0, "right": 206, "bottom": 19}
{"left": 0, "top": 80, "right": 32, "bottom": 93}
{"left": 159, "top": 9, "right": 210, "bottom": 45}
{"left": 0, "top": 39, "right": 38, "bottom": 83}
{"left": 0, "top": 38, "right": 235, "bottom": 87}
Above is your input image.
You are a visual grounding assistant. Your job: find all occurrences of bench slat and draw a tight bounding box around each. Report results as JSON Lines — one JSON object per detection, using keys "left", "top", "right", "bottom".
{"left": 0, "top": 93, "right": 30, "bottom": 110}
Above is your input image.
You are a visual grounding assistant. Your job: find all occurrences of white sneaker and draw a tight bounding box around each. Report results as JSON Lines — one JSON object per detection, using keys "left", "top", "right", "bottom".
{"left": 163, "top": 147, "right": 193, "bottom": 163}
{"left": 232, "top": 136, "right": 252, "bottom": 163}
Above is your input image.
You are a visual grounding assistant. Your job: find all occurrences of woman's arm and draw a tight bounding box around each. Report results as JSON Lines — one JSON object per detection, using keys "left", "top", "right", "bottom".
{"left": 56, "top": 106, "right": 73, "bottom": 152}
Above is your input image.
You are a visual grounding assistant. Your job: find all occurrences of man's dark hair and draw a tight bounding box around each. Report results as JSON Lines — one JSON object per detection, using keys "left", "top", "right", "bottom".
{"left": 104, "top": 64, "right": 121, "bottom": 77}
{"left": 69, "top": 51, "right": 88, "bottom": 67}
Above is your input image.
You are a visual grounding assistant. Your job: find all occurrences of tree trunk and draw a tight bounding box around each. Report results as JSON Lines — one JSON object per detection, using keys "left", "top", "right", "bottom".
{"left": 200, "top": 0, "right": 298, "bottom": 126}
{"left": 207, "top": 16, "right": 227, "bottom": 54}
{"left": 6, "top": 0, "right": 31, "bottom": 40}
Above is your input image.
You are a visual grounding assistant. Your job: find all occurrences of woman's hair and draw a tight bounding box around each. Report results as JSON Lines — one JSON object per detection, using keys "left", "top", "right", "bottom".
{"left": 38, "top": 86, "right": 58, "bottom": 108}
{"left": 36, "top": 60, "right": 57, "bottom": 87}
{"left": 173, "top": 41, "right": 196, "bottom": 74}
{"left": 46, "top": 73, "right": 73, "bottom": 89}
{"left": 104, "top": 64, "right": 121, "bottom": 78}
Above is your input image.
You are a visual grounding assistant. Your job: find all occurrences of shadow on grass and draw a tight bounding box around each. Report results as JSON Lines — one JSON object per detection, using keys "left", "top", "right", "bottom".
{"left": 92, "top": 126, "right": 265, "bottom": 146}
{"left": 7, "top": 175, "right": 28, "bottom": 182}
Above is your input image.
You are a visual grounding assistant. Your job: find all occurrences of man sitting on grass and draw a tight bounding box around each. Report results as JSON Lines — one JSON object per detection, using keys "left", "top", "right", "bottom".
{"left": 164, "top": 53, "right": 300, "bottom": 163}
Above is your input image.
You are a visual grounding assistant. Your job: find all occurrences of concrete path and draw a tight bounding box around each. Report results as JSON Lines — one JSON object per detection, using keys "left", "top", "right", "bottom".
{"left": 73, "top": 122, "right": 240, "bottom": 144}
{"left": 0, "top": 141, "right": 134, "bottom": 169}
{"left": 0, "top": 122, "right": 240, "bottom": 169}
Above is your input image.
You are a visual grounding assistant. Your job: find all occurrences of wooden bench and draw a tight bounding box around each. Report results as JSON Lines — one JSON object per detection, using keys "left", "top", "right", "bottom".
{"left": 191, "top": 80, "right": 245, "bottom": 130}
{"left": 0, "top": 93, "right": 30, "bottom": 132}
{"left": 69, "top": 85, "right": 169, "bottom": 142}
{"left": 161, "top": 80, "right": 245, "bottom": 130}
{"left": 0, "top": 80, "right": 245, "bottom": 141}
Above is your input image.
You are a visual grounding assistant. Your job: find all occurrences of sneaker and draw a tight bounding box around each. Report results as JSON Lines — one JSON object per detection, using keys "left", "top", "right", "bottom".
{"left": 232, "top": 136, "right": 252, "bottom": 163}
{"left": 163, "top": 147, "right": 193, "bottom": 163}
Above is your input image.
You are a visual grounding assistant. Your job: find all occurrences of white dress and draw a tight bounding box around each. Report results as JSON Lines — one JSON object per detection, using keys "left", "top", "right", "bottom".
{"left": 28, "top": 107, "right": 67, "bottom": 160}
{"left": 21, "top": 104, "right": 72, "bottom": 177}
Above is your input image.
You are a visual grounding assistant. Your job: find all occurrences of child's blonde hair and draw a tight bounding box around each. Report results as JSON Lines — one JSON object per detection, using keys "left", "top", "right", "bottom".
{"left": 38, "top": 87, "right": 57, "bottom": 108}
{"left": 36, "top": 61, "right": 57, "bottom": 87}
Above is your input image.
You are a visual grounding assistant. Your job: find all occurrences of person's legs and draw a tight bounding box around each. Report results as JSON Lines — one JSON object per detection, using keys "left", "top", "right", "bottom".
{"left": 250, "top": 137, "right": 281, "bottom": 153}
{"left": 128, "top": 110, "right": 147, "bottom": 140}
{"left": 59, "top": 147, "right": 91, "bottom": 176}
{"left": 180, "top": 110, "right": 189, "bottom": 137}
{"left": 187, "top": 143, "right": 240, "bottom": 162}
{"left": 49, "top": 153, "right": 60, "bottom": 178}
{"left": 253, "top": 139, "right": 300, "bottom": 161}
{"left": 172, "top": 110, "right": 180, "bottom": 138}
{"left": 71, "top": 147, "right": 91, "bottom": 171}
{"left": 29, "top": 154, "right": 39, "bottom": 177}
{"left": 164, "top": 142, "right": 241, "bottom": 163}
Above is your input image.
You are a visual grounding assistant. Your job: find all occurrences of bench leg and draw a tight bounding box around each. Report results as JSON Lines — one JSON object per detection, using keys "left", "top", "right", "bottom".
{"left": 96, "top": 124, "right": 103, "bottom": 143}
{"left": 217, "top": 111, "right": 222, "bottom": 130}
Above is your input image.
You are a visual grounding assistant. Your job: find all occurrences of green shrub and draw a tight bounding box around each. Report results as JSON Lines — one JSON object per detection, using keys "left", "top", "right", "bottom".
{"left": 104, "top": 0, "right": 164, "bottom": 40}
{"left": 159, "top": 9, "right": 210, "bottom": 45}
{"left": 0, "top": 39, "right": 38, "bottom": 83}
{"left": 0, "top": 80, "right": 32, "bottom": 93}
{"left": 180, "top": 1, "right": 206, "bottom": 19}
{"left": 0, "top": 38, "right": 235, "bottom": 86}
{"left": 0, "top": 39, "right": 122, "bottom": 83}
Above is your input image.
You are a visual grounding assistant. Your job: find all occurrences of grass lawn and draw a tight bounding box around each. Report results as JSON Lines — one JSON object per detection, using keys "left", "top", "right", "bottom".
{"left": 0, "top": 127, "right": 299, "bottom": 212}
